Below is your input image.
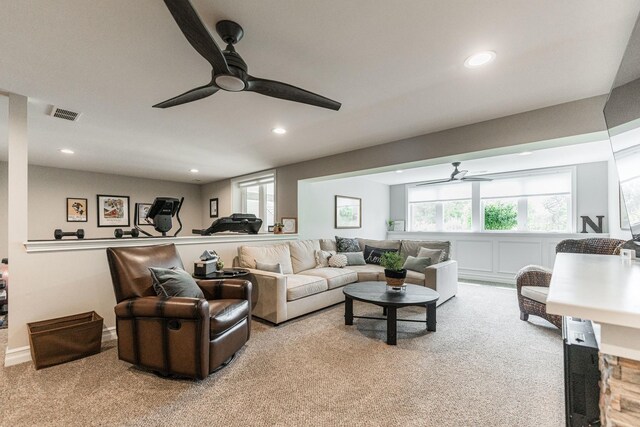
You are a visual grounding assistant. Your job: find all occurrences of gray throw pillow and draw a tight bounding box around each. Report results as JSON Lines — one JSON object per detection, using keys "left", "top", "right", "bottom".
{"left": 417, "top": 247, "right": 445, "bottom": 264}
{"left": 402, "top": 256, "right": 432, "bottom": 273}
{"left": 255, "top": 260, "right": 283, "bottom": 274}
{"left": 343, "top": 252, "right": 366, "bottom": 266}
{"left": 149, "top": 267, "right": 204, "bottom": 299}
{"left": 335, "top": 236, "right": 361, "bottom": 252}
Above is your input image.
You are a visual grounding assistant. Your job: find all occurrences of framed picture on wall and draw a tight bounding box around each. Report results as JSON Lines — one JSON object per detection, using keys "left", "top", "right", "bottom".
{"left": 136, "top": 203, "right": 152, "bottom": 227}
{"left": 66, "top": 198, "right": 88, "bottom": 222}
{"left": 97, "top": 194, "right": 130, "bottom": 227}
{"left": 335, "top": 195, "right": 362, "bottom": 229}
{"left": 210, "top": 198, "right": 219, "bottom": 218}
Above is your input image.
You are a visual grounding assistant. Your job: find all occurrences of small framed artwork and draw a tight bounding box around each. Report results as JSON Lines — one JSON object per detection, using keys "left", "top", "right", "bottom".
{"left": 210, "top": 198, "right": 219, "bottom": 218}
{"left": 136, "top": 203, "right": 152, "bottom": 227}
{"left": 268, "top": 225, "right": 275, "bottom": 233}
{"left": 335, "top": 195, "right": 362, "bottom": 229}
{"left": 97, "top": 194, "right": 130, "bottom": 227}
{"left": 66, "top": 198, "right": 88, "bottom": 222}
{"left": 282, "top": 217, "right": 297, "bottom": 234}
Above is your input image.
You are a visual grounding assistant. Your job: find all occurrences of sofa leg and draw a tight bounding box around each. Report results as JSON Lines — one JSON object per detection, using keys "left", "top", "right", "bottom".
{"left": 520, "top": 312, "right": 529, "bottom": 321}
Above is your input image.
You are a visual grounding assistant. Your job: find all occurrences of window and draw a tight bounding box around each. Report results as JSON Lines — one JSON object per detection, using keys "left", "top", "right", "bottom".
{"left": 480, "top": 170, "right": 572, "bottom": 232}
{"left": 406, "top": 167, "right": 574, "bottom": 233}
{"left": 235, "top": 172, "right": 275, "bottom": 231}
{"left": 408, "top": 183, "right": 472, "bottom": 232}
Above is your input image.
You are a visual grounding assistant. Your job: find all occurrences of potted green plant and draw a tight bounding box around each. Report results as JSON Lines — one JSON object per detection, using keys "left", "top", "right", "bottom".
{"left": 273, "top": 222, "right": 284, "bottom": 234}
{"left": 379, "top": 251, "right": 406, "bottom": 290}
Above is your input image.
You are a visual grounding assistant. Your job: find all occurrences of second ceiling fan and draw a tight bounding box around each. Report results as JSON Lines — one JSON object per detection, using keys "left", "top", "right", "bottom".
{"left": 416, "top": 162, "right": 492, "bottom": 186}
{"left": 154, "top": 0, "right": 341, "bottom": 111}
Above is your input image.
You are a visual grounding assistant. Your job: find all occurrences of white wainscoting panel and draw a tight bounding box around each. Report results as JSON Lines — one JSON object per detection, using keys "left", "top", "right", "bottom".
{"left": 497, "top": 241, "right": 542, "bottom": 275}
{"left": 456, "top": 240, "right": 493, "bottom": 272}
{"left": 387, "top": 231, "right": 609, "bottom": 284}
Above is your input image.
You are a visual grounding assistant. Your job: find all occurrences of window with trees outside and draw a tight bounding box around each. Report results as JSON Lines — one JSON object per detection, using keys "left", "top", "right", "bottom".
{"left": 408, "top": 183, "right": 472, "bottom": 232}
{"left": 480, "top": 171, "right": 572, "bottom": 232}
{"left": 237, "top": 173, "right": 275, "bottom": 232}
{"left": 407, "top": 168, "right": 574, "bottom": 233}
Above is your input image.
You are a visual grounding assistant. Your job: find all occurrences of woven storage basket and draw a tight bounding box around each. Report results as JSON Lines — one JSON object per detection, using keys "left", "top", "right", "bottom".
{"left": 28, "top": 311, "right": 103, "bottom": 370}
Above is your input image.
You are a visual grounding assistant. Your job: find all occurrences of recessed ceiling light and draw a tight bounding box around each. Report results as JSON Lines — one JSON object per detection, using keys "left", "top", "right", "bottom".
{"left": 464, "top": 51, "right": 496, "bottom": 68}
{"left": 59, "top": 148, "right": 74, "bottom": 154}
{"left": 272, "top": 127, "right": 287, "bottom": 135}
{"left": 519, "top": 151, "right": 533, "bottom": 156}
{"left": 190, "top": 168, "right": 199, "bottom": 173}
{"left": 395, "top": 170, "right": 404, "bottom": 174}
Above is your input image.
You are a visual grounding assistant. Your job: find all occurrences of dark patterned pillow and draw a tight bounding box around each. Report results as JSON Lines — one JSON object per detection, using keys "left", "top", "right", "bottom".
{"left": 335, "top": 236, "right": 361, "bottom": 252}
{"left": 363, "top": 245, "right": 398, "bottom": 265}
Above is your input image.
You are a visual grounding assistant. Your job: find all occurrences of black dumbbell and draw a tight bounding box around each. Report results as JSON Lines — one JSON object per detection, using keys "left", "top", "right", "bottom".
{"left": 114, "top": 228, "right": 140, "bottom": 238}
{"left": 54, "top": 229, "right": 85, "bottom": 240}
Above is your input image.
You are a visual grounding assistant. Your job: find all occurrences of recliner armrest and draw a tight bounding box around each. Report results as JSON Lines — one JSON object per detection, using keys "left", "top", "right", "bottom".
{"left": 114, "top": 296, "right": 209, "bottom": 319}
{"left": 196, "top": 279, "right": 252, "bottom": 305}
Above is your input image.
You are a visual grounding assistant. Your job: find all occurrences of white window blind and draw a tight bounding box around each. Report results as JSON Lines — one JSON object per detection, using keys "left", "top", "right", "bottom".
{"left": 408, "top": 182, "right": 472, "bottom": 203}
{"left": 480, "top": 172, "right": 571, "bottom": 199}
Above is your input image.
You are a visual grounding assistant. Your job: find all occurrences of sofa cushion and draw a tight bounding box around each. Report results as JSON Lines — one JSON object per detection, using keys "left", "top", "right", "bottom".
{"left": 363, "top": 245, "right": 398, "bottom": 265}
{"left": 300, "top": 268, "right": 358, "bottom": 290}
{"left": 319, "top": 239, "right": 337, "bottom": 251}
{"left": 403, "top": 256, "right": 432, "bottom": 273}
{"left": 417, "top": 247, "right": 446, "bottom": 264}
{"left": 343, "top": 264, "right": 385, "bottom": 282}
{"left": 286, "top": 274, "right": 328, "bottom": 301}
{"left": 521, "top": 286, "right": 549, "bottom": 305}
{"left": 289, "top": 240, "right": 321, "bottom": 273}
{"left": 357, "top": 238, "right": 401, "bottom": 252}
{"left": 149, "top": 267, "right": 205, "bottom": 299}
{"left": 405, "top": 269, "right": 426, "bottom": 285}
{"left": 343, "top": 252, "right": 366, "bottom": 265}
{"left": 208, "top": 299, "right": 249, "bottom": 337}
{"left": 238, "top": 244, "right": 294, "bottom": 274}
{"left": 315, "top": 250, "right": 336, "bottom": 268}
{"left": 335, "top": 236, "right": 361, "bottom": 252}
{"left": 255, "top": 260, "right": 283, "bottom": 274}
{"left": 401, "top": 240, "right": 451, "bottom": 261}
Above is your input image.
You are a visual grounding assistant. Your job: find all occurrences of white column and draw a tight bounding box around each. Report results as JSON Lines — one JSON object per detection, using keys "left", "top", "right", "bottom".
{"left": 5, "top": 93, "right": 28, "bottom": 357}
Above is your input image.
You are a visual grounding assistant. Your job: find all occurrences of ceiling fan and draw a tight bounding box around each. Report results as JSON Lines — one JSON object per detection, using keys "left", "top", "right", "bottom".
{"left": 416, "top": 162, "right": 492, "bottom": 186}
{"left": 153, "top": 0, "right": 341, "bottom": 111}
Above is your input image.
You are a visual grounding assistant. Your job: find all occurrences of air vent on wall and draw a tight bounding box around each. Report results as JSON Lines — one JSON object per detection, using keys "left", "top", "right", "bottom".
{"left": 49, "top": 106, "right": 81, "bottom": 121}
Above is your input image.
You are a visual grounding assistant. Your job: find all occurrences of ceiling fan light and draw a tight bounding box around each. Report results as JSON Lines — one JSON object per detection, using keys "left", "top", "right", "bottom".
{"left": 214, "top": 75, "right": 246, "bottom": 92}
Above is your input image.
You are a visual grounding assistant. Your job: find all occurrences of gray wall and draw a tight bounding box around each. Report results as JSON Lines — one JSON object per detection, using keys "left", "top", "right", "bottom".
{"left": 25, "top": 164, "right": 203, "bottom": 240}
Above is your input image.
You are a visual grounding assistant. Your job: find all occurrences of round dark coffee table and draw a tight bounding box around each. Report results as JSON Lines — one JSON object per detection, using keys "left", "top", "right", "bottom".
{"left": 343, "top": 281, "right": 439, "bottom": 345}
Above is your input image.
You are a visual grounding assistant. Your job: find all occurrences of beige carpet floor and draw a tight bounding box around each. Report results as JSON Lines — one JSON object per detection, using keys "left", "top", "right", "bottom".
{"left": 0, "top": 283, "right": 564, "bottom": 426}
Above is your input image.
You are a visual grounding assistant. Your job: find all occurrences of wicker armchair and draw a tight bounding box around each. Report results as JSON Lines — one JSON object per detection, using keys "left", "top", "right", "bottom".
{"left": 516, "top": 238, "right": 625, "bottom": 328}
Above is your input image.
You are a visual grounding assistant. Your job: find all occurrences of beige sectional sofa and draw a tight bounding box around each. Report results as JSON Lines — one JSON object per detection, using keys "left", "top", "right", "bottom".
{"left": 235, "top": 238, "right": 458, "bottom": 324}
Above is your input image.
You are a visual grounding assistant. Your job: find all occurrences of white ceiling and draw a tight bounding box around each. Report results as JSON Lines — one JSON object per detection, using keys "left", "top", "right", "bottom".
{"left": 362, "top": 140, "right": 613, "bottom": 185}
{"left": 0, "top": 1, "right": 638, "bottom": 183}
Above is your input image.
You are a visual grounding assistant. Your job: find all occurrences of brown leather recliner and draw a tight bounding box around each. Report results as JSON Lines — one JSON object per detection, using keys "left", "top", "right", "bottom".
{"left": 106, "top": 243, "right": 251, "bottom": 379}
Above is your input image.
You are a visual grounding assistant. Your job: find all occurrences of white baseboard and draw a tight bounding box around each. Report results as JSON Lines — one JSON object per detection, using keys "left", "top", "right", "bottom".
{"left": 459, "top": 272, "right": 516, "bottom": 285}
{"left": 4, "top": 326, "right": 117, "bottom": 367}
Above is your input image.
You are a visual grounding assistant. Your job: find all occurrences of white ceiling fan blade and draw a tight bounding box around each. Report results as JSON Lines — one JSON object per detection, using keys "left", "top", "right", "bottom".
{"left": 416, "top": 178, "right": 453, "bottom": 186}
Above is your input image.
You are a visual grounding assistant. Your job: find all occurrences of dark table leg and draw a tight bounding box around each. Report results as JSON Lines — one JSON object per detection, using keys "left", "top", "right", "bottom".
{"left": 345, "top": 296, "right": 353, "bottom": 325}
{"left": 386, "top": 306, "right": 397, "bottom": 345}
{"left": 383, "top": 306, "right": 387, "bottom": 316}
{"left": 427, "top": 302, "right": 436, "bottom": 332}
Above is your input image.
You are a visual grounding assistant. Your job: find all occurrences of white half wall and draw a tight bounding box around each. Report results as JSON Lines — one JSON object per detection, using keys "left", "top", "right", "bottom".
{"left": 298, "top": 177, "right": 390, "bottom": 240}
